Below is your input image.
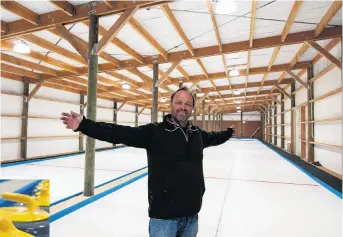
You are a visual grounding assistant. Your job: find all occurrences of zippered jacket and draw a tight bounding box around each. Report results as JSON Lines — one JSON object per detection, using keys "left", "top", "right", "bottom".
{"left": 75, "top": 114, "right": 233, "bottom": 219}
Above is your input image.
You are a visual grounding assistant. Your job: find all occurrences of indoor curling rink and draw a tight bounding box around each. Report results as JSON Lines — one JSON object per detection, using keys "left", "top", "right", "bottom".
{"left": 1, "top": 139, "right": 341, "bottom": 237}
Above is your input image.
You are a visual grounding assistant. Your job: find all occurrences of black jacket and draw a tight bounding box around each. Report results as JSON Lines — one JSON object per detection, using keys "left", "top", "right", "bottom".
{"left": 75, "top": 114, "right": 233, "bottom": 219}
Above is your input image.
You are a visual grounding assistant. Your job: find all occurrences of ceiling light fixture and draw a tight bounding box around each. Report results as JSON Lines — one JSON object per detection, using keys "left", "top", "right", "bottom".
{"left": 229, "top": 69, "right": 240, "bottom": 77}
{"left": 215, "top": 0, "right": 237, "bottom": 14}
{"left": 13, "top": 41, "right": 30, "bottom": 54}
{"left": 236, "top": 106, "right": 241, "bottom": 109}
{"left": 161, "top": 97, "right": 167, "bottom": 103}
{"left": 122, "top": 83, "right": 130, "bottom": 90}
{"left": 235, "top": 100, "right": 241, "bottom": 104}
{"left": 233, "top": 90, "right": 241, "bottom": 95}
{"left": 237, "top": 110, "right": 241, "bottom": 113}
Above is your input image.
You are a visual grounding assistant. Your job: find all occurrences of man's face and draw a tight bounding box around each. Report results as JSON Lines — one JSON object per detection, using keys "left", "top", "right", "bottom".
{"left": 171, "top": 90, "right": 194, "bottom": 124}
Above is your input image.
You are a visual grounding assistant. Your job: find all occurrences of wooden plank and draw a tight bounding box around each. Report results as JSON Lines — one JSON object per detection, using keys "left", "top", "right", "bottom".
{"left": 157, "top": 60, "right": 181, "bottom": 87}
{"left": 249, "top": 0, "right": 257, "bottom": 47}
{"left": 97, "top": 7, "right": 138, "bottom": 54}
{"left": 275, "top": 85, "right": 292, "bottom": 99}
{"left": 207, "top": 0, "right": 222, "bottom": 52}
{"left": 314, "top": 0, "right": 342, "bottom": 37}
{"left": 281, "top": 0, "right": 303, "bottom": 42}
{"left": 301, "top": 106, "right": 306, "bottom": 159}
{"left": 1, "top": 53, "right": 58, "bottom": 76}
{"left": 55, "top": 24, "right": 88, "bottom": 61}
{"left": 49, "top": 1, "right": 75, "bottom": 16}
{"left": 27, "top": 83, "right": 44, "bottom": 102}
{"left": 0, "top": 1, "right": 39, "bottom": 25}
{"left": 286, "top": 69, "right": 308, "bottom": 89}
{"left": 129, "top": 18, "right": 168, "bottom": 60}
{"left": 161, "top": 4, "right": 194, "bottom": 56}
{"left": 1, "top": 1, "right": 171, "bottom": 39}
{"left": 306, "top": 40, "right": 342, "bottom": 69}
{"left": 1, "top": 63, "right": 42, "bottom": 80}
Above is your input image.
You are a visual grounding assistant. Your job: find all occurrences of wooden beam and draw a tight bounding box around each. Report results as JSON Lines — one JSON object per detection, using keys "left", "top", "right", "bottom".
{"left": 157, "top": 60, "right": 181, "bottom": 87}
{"left": 49, "top": 1, "right": 75, "bottom": 16}
{"left": 97, "top": 7, "right": 138, "bottom": 54}
{"left": 27, "top": 83, "right": 44, "bottom": 102}
{"left": 1, "top": 53, "right": 58, "bottom": 77}
{"left": 1, "top": 20, "right": 8, "bottom": 33}
{"left": 281, "top": 0, "right": 303, "bottom": 42}
{"left": 314, "top": 0, "right": 342, "bottom": 37}
{"left": 249, "top": 0, "right": 257, "bottom": 47}
{"left": 1, "top": 1, "right": 39, "bottom": 25}
{"left": 207, "top": 0, "right": 222, "bottom": 52}
{"left": 286, "top": 69, "right": 308, "bottom": 89}
{"left": 1, "top": 63, "right": 41, "bottom": 80}
{"left": 306, "top": 40, "right": 342, "bottom": 69}
{"left": 161, "top": 4, "right": 194, "bottom": 56}
{"left": 1, "top": 1, "right": 171, "bottom": 39}
{"left": 19, "top": 34, "right": 87, "bottom": 65}
{"left": 103, "top": 1, "right": 115, "bottom": 8}
{"left": 275, "top": 85, "right": 292, "bottom": 99}
{"left": 55, "top": 24, "right": 88, "bottom": 61}
{"left": 129, "top": 18, "right": 168, "bottom": 60}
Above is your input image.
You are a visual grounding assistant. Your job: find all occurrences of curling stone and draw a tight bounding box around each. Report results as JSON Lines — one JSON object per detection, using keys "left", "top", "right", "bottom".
{"left": 0, "top": 193, "right": 49, "bottom": 237}
{"left": 0, "top": 216, "right": 34, "bottom": 237}
{"left": 34, "top": 180, "right": 50, "bottom": 212}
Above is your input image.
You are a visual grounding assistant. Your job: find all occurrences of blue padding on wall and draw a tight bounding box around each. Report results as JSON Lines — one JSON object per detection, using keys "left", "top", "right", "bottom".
{"left": 0, "top": 180, "right": 43, "bottom": 207}
{"left": 51, "top": 166, "right": 148, "bottom": 207}
{"left": 50, "top": 172, "right": 148, "bottom": 223}
{"left": 1, "top": 146, "right": 127, "bottom": 168}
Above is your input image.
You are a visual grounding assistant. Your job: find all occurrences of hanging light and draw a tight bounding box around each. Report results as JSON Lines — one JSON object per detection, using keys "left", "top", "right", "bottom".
{"left": 122, "top": 83, "right": 130, "bottom": 90}
{"left": 243, "top": 121, "right": 246, "bottom": 124}
{"left": 235, "top": 100, "right": 241, "bottom": 104}
{"left": 215, "top": 0, "right": 237, "bottom": 14}
{"left": 229, "top": 69, "right": 240, "bottom": 76}
{"left": 237, "top": 110, "right": 241, "bottom": 113}
{"left": 161, "top": 97, "right": 167, "bottom": 103}
{"left": 233, "top": 90, "right": 241, "bottom": 95}
{"left": 236, "top": 106, "right": 241, "bottom": 109}
{"left": 13, "top": 41, "right": 30, "bottom": 54}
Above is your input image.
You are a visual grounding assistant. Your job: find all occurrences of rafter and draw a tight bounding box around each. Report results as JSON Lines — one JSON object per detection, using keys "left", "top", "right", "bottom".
{"left": 207, "top": 0, "right": 222, "bottom": 52}
{"left": 305, "top": 40, "right": 342, "bottom": 69}
{"left": 97, "top": 7, "right": 138, "bottom": 54}
{"left": 157, "top": 61, "right": 181, "bottom": 87}
{"left": 161, "top": 4, "right": 194, "bottom": 56}
{"left": 1, "top": 1, "right": 171, "bottom": 39}
{"left": 0, "top": 1, "right": 39, "bottom": 25}
{"left": 286, "top": 69, "right": 308, "bottom": 89}
{"left": 49, "top": 1, "right": 75, "bottom": 16}
{"left": 1, "top": 20, "right": 8, "bottom": 33}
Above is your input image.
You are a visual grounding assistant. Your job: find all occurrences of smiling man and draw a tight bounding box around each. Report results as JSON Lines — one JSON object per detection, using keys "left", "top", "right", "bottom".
{"left": 60, "top": 87, "right": 235, "bottom": 237}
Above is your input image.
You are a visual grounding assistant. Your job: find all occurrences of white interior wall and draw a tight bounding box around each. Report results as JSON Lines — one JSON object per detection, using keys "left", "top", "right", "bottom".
{"left": 312, "top": 43, "right": 342, "bottom": 174}
{"left": 223, "top": 112, "right": 261, "bottom": 121}
{"left": 1, "top": 79, "right": 23, "bottom": 161}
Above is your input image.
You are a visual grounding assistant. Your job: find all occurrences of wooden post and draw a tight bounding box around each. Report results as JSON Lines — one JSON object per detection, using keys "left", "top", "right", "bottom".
{"left": 274, "top": 101, "right": 277, "bottom": 146}
{"left": 307, "top": 66, "right": 314, "bottom": 163}
{"left": 208, "top": 113, "right": 211, "bottom": 131}
{"left": 79, "top": 94, "right": 84, "bottom": 151}
{"left": 135, "top": 106, "right": 138, "bottom": 127}
{"left": 162, "top": 111, "right": 165, "bottom": 119}
{"left": 152, "top": 57, "right": 158, "bottom": 123}
{"left": 84, "top": 13, "right": 98, "bottom": 197}
{"left": 268, "top": 105, "right": 272, "bottom": 143}
{"left": 112, "top": 101, "right": 117, "bottom": 147}
{"left": 20, "top": 82, "right": 29, "bottom": 159}
{"left": 301, "top": 106, "right": 306, "bottom": 159}
{"left": 281, "top": 93, "right": 285, "bottom": 149}
{"left": 291, "top": 82, "right": 296, "bottom": 154}
{"left": 179, "top": 81, "right": 183, "bottom": 88}
{"left": 261, "top": 112, "right": 264, "bottom": 140}
{"left": 212, "top": 112, "right": 215, "bottom": 131}
{"left": 240, "top": 111, "right": 243, "bottom": 137}
{"left": 193, "top": 92, "right": 197, "bottom": 126}
{"left": 202, "top": 100, "right": 205, "bottom": 130}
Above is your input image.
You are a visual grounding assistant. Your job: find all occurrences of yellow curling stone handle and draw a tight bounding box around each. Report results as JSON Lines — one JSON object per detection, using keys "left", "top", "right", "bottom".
{"left": 35, "top": 180, "right": 50, "bottom": 206}
{"left": 0, "top": 193, "right": 49, "bottom": 222}
{"left": 0, "top": 216, "right": 34, "bottom": 237}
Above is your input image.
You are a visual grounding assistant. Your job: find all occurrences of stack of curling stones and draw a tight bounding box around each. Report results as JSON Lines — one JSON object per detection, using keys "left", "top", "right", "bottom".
{"left": 0, "top": 193, "right": 49, "bottom": 237}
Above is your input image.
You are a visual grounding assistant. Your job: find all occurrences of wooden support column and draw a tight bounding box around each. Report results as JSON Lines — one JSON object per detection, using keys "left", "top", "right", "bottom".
{"left": 307, "top": 66, "right": 314, "bottom": 163}
{"left": 162, "top": 111, "right": 165, "bottom": 118}
{"left": 179, "top": 81, "right": 183, "bottom": 88}
{"left": 193, "top": 92, "right": 197, "bottom": 125}
{"left": 274, "top": 101, "right": 277, "bottom": 146}
{"left": 269, "top": 106, "right": 272, "bottom": 143}
{"left": 135, "top": 106, "right": 138, "bottom": 127}
{"left": 84, "top": 14, "right": 98, "bottom": 197}
{"left": 20, "top": 82, "right": 29, "bottom": 159}
{"left": 281, "top": 94, "right": 285, "bottom": 149}
{"left": 212, "top": 112, "right": 215, "bottom": 131}
{"left": 79, "top": 94, "right": 84, "bottom": 151}
{"left": 261, "top": 112, "right": 264, "bottom": 140}
{"left": 291, "top": 82, "right": 296, "bottom": 154}
{"left": 208, "top": 113, "right": 211, "bottom": 131}
{"left": 112, "top": 101, "right": 117, "bottom": 147}
{"left": 202, "top": 100, "right": 205, "bottom": 130}
{"left": 301, "top": 105, "right": 306, "bottom": 159}
{"left": 152, "top": 57, "right": 158, "bottom": 123}
{"left": 240, "top": 111, "right": 243, "bottom": 137}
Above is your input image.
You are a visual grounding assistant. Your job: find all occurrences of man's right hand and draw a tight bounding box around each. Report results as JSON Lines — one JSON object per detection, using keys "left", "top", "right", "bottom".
{"left": 60, "top": 111, "right": 83, "bottom": 130}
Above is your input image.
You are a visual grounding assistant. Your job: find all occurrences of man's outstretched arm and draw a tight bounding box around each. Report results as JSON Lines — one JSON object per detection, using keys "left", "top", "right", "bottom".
{"left": 200, "top": 126, "right": 235, "bottom": 148}
{"left": 60, "top": 111, "right": 153, "bottom": 149}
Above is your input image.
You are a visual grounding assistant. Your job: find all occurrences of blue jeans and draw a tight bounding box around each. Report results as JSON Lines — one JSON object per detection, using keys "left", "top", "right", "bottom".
{"left": 149, "top": 214, "right": 198, "bottom": 237}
